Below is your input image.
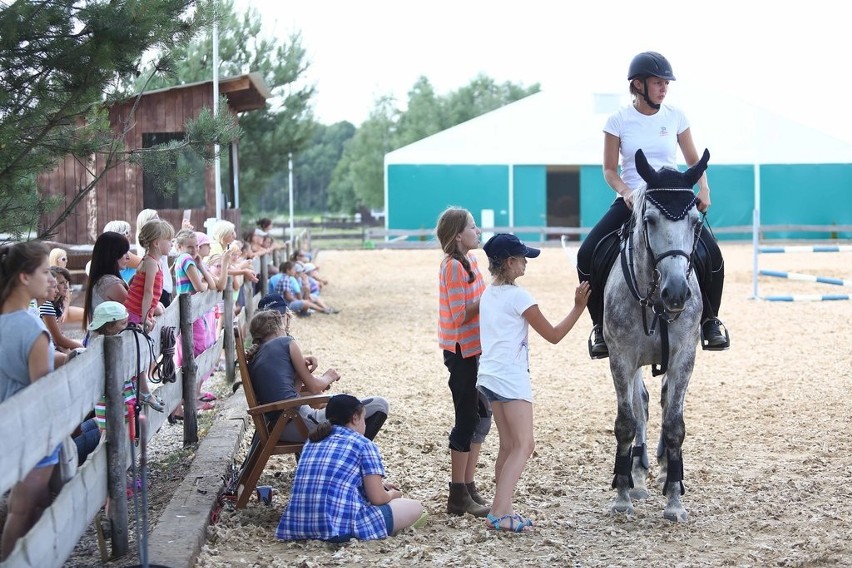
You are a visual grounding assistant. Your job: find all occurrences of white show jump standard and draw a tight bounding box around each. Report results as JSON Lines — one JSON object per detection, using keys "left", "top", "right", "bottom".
{"left": 753, "top": 240, "right": 852, "bottom": 302}
{"left": 759, "top": 270, "right": 852, "bottom": 287}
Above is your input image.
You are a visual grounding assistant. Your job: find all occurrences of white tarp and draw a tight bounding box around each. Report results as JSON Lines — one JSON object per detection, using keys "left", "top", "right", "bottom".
{"left": 385, "top": 88, "right": 852, "bottom": 166}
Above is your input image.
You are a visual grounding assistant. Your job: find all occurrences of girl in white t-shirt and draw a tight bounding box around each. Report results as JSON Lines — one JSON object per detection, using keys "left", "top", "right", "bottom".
{"left": 476, "top": 233, "right": 589, "bottom": 532}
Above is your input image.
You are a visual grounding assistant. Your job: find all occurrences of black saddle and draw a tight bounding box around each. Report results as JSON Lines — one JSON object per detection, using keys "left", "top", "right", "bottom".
{"left": 590, "top": 222, "right": 713, "bottom": 312}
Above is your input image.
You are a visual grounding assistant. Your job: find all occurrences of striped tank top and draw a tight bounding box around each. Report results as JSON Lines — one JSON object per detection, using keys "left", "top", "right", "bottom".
{"left": 125, "top": 255, "right": 164, "bottom": 322}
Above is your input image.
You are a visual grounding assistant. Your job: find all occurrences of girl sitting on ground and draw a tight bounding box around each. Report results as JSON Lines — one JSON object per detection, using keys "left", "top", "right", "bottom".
{"left": 276, "top": 394, "right": 426, "bottom": 542}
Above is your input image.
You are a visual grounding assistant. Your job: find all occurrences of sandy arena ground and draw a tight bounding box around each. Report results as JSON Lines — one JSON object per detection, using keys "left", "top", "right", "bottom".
{"left": 196, "top": 242, "right": 852, "bottom": 567}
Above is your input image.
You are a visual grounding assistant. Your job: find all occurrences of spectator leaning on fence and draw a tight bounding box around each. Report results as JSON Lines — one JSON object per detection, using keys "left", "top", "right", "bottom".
{"left": 171, "top": 229, "right": 219, "bottom": 417}
{"left": 125, "top": 219, "right": 173, "bottom": 332}
{"left": 135, "top": 208, "right": 175, "bottom": 307}
{"left": 40, "top": 266, "right": 84, "bottom": 353}
{"left": 82, "top": 232, "right": 130, "bottom": 331}
{"left": 0, "top": 241, "right": 57, "bottom": 561}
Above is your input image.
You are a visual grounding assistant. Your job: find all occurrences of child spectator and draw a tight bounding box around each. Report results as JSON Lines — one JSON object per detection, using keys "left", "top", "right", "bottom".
{"left": 295, "top": 263, "right": 338, "bottom": 314}
{"left": 49, "top": 248, "right": 67, "bottom": 268}
{"left": 135, "top": 209, "right": 174, "bottom": 307}
{"left": 86, "top": 302, "right": 140, "bottom": 431}
{"left": 171, "top": 229, "right": 219, "bottom": 417}
{"left": 49, "top": 247, "right": 84, "bottom": 324}
{"left": 125, "top": 219, "right": 173, "bottom": 332}
{"left": 276, "top": 394, "right": 426, "bottom": 542}
{"left": 40, "top": 267, "right": 85, "bottom": 352}
{"left": 267, "top": 261, "right": 287, "bottom": 295}
{"left": 274, "top": 261, "right": 336, "bottom": 316}
{"left": 302, "top": 263, "right": 326, "bottom": 291}
{"left": 0, "top": 241, "right": 57, "bottom": 560}
{"left": 435, "top": 206, "right": 491, "bottom": 518}
{"left": 476, "top": 233, "right": 590, "bottom": 532}
{"left": 245, "top": 309, "right": 388, "bottom": 442}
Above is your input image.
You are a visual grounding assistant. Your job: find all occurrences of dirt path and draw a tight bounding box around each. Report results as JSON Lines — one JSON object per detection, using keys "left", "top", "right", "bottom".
{"left": 197, "top": 243, "right": 852, "bottom": 567}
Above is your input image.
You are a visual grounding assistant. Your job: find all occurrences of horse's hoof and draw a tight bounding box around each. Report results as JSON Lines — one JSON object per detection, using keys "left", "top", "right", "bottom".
{"left": 610, "top": 500, "right": 635, "bottom": 517}
{"left": 629, "top": 487, "right": 650, "bottom": 500}
{"left": 663, "top": 507, "right": 688, "bottom": 522}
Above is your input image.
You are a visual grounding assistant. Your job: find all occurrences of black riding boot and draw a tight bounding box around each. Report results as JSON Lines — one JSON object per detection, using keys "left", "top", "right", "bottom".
{"left": 589, "top": 324, "right": 609, "bottom": 359}
{"left": 698, "top": 247, "right": 730, "bottom": 351}
{"left": 584, "top": 284, "right": 609, "bottom": 359}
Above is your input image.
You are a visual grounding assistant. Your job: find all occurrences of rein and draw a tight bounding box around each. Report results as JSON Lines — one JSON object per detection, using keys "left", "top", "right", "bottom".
{"left": 619, "top": 191, "right": 703, "bottom": 376}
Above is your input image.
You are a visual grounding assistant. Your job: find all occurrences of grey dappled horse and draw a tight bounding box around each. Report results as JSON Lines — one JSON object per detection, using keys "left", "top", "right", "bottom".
{"left": 603, "top": 148, "right": 709, "bottom": 522}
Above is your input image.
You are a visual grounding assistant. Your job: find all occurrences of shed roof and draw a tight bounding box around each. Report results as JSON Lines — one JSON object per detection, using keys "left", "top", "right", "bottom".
{"left": 386, "top": 88, "right": 852, "bottom": 166}
{"left": 132, "top": 72, "right": 271, "bottom": 112}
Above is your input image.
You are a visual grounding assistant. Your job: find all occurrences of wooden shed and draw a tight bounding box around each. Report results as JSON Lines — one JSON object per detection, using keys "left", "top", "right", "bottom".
{"left": 38, "top": 73, "right": 271, "bottom": 244}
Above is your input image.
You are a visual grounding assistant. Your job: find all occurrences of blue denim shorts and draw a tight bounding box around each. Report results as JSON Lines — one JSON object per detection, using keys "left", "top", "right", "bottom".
{"left": 35, "top": 444, "right": 61, "bottom": 468}
{"left": 326, "top": 503, "right": 394, "bottom": 542}
{"left": 477, "top": 385, "right": 514, "bottom": 403}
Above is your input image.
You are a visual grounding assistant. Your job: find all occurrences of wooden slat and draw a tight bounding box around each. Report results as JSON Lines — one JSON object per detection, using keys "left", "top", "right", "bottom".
{"left": 188, "top": 288, "right": 220, "bottom": 322}
{"left": 6, "top": 443, "right": 109, "bottom": 568}
{"left": 0, "top": 340, "right": 105, "bottom": 495}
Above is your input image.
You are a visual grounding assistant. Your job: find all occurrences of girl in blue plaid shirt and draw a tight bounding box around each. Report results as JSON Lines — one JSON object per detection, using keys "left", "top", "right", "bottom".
{"left": 276, "top": 395, "right": 427, "bottom": 541}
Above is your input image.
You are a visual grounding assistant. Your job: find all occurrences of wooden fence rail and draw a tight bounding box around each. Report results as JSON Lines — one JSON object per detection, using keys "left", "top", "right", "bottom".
{"left": 0, "top": 257, "right": 272, "bottom": 567}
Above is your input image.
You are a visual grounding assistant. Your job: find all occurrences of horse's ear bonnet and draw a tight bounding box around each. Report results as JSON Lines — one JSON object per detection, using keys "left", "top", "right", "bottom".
{"left": 634, "top": 149, "right": 710, "bottom": 221}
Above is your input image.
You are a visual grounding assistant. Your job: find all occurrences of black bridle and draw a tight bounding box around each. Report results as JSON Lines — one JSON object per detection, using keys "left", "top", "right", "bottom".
{"left": 620, "top": 190, "right": 703, "bottom": 376}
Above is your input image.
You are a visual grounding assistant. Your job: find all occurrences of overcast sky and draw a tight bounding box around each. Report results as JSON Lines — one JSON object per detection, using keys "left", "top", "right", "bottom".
{"left": 238, "top": 0, "right": 851, "bottom": 143}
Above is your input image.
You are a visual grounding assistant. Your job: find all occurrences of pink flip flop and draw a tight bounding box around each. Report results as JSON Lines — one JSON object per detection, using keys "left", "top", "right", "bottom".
{"left": 198, "top": 392, "right": 217, "bottom": 403}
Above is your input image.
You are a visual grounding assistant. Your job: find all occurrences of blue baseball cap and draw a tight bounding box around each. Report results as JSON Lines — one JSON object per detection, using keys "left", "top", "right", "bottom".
{"left": 483, "top": 233, "right": 540, "bottom": 260}
{"left": 257, "top": 294, "right": 289, "bottom": 314}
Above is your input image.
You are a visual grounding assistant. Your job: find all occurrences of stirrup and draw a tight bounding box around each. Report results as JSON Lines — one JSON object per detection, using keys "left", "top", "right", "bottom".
{"left": 700, "top": 318, "right": 730, "bottom": 351}
{"left": 588, "top": 326, "right": 609, "bottom": 360}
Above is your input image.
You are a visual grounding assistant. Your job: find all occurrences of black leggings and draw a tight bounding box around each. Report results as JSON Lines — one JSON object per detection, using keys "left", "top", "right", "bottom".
{"left": 576, "top": 197, "right": 724, "bottom": 326}
{"left": 444, "top": 345, "right": 491, "bottom": 453}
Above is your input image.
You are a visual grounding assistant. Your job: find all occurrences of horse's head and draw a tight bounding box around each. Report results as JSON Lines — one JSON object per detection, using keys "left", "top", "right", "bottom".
{"left": 631, "top": 148, "right": 709, "bottom": 313}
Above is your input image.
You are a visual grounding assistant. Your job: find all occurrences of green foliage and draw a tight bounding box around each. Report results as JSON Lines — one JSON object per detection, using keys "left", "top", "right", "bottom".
{"left": 134, "top": 0, "right": 315, "bottom": 214}
{"left": 328, "top": 75, "right": 539, "bottom": 212}
{"left": 0, "top": 0, "right": 234, "bottom": 240}
{"left": 128, "top": 97, "right": 241, "bottom": 196}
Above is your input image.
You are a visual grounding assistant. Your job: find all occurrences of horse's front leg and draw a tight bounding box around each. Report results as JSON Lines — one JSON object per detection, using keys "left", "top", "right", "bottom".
{"left": 610, "top": 365, "right": 642, "bottom": 516}
{"left": 659, "top": 360, "right": 693, "bottom": 522}
{"left": 629, "top": 378, "right": 650, "bottom": 500}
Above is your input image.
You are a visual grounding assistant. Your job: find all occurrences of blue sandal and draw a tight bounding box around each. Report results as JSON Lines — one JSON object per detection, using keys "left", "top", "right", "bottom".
{"left": 486, "top": 513, "right": 529, "bottom": 532}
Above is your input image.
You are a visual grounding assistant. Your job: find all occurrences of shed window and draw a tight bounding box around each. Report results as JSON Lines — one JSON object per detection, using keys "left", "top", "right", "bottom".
{"left": 141, "top": 132, "right": 206, "bottom": 210}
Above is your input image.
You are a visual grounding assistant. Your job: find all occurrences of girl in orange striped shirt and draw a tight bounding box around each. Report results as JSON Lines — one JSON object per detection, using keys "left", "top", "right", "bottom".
{"left": 436, "top": 207, "right": 491, "bottom": 518}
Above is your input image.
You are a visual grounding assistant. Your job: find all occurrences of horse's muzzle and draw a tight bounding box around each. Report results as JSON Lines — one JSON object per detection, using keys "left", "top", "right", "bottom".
{"left": 660, "top": 279, "right": 691, "bottom": 312}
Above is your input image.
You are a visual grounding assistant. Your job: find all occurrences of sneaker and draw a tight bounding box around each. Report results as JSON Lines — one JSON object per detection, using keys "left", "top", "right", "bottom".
{"left": 140, "top": 392, "right": 164, "bottom": 413}
{"left": 589, "top": 325, "right": 609, "bottom": 359}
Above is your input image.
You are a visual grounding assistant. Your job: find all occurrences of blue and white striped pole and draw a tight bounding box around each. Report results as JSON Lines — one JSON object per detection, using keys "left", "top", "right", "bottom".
{"left": 759, "top": 269, "right": 852, "bottom": 287}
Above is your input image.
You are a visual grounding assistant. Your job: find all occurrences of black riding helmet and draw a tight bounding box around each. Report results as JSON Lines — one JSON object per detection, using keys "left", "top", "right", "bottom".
{"left": 628, "top": 51, "right": 675, "bottom": 110}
